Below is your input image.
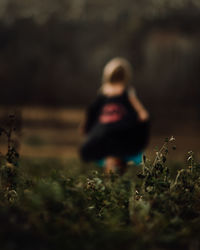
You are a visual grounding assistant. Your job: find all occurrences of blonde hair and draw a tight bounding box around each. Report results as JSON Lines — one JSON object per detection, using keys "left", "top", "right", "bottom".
{"left": 102, "top": 57, "right": 132, "bottom": 86}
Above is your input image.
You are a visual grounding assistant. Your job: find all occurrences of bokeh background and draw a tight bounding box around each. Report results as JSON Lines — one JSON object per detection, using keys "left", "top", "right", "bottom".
{"left": 0, "top": 0, "right": 200, "bottom": 161}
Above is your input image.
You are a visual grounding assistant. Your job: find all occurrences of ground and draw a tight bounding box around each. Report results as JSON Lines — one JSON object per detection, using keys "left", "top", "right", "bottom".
{"left": 0, "top": 106, "right": 200, "bottom": 162}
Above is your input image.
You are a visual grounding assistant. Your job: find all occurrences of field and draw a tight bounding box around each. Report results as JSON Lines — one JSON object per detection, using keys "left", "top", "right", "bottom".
{"left": 0, "top": 107, "right": 200, "bottom": 250}
{"left": 1, "top": 106, "right": 200, "bottom": 160}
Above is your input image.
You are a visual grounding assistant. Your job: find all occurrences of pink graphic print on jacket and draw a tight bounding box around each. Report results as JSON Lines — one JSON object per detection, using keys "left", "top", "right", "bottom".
{"left": 99, "top": 103, "right": 126, "bottom": 124}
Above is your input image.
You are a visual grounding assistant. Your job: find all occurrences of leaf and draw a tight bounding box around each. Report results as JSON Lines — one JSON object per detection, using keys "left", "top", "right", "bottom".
{"left": 137, "top": 173, "right": 146, "bottom": 179}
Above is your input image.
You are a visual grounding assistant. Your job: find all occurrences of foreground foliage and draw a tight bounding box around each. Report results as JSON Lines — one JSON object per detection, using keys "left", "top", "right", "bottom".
{"left": 0, "top": 117, "right": 200, "bottom": 250}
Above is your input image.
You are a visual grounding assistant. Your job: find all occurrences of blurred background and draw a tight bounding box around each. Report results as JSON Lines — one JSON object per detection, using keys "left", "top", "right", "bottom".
{"left": 0, "top": 0, "right": 200, "bottom": 161}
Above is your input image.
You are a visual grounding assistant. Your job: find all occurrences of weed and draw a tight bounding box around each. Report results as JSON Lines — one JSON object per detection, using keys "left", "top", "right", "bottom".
{"left": 0, "top": 114, "right": 19, "bottom": 192}
{"left": 0, "top": 120, "right": 200, "bottom": 250}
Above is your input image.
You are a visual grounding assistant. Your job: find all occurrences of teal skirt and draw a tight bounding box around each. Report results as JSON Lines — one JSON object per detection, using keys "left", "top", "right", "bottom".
{"left": 96, "top": 151, "right": 143, "bottom": 167}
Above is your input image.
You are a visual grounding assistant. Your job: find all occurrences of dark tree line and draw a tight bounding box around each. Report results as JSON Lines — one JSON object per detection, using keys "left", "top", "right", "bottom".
{"left": 0, "top": 0, "right": 200, "bottom": 111}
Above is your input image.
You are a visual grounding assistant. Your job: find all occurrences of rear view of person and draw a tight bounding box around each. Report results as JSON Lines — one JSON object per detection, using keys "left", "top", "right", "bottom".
{"left": 80, "top": 57, "right": 150, "bottom": 174}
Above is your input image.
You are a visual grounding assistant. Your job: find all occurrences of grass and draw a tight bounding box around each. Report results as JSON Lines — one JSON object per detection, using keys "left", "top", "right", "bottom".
{"left": 0, "top": 148, "right": 200, "bottom": 250}
{"left": 1, "top": 115, "right": 200, "bottom": 250}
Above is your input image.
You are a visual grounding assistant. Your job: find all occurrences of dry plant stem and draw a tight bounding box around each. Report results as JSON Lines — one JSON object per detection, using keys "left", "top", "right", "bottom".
{"left": 152, "top": 141, "right": 169, "bottom": 166}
